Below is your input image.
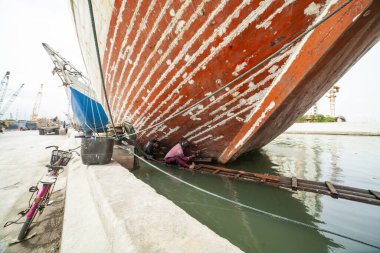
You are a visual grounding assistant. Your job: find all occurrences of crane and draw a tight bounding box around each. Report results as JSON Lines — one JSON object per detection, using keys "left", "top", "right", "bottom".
{"left": 0, "top": 83, "right": 25, "bottom": 119}
{"left": 326, "top": 85, "right": 340, "bottom": 117}
{"left": 31, "top": 83, "right": 44, "bottom": 121}
{"left": 0, "top": 71, "right": 10, "bottom": 110}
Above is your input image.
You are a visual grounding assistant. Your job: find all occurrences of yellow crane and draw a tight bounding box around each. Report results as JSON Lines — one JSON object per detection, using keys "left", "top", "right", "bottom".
{"left": 31, "top": 84, "right": 44, "bottom": 121}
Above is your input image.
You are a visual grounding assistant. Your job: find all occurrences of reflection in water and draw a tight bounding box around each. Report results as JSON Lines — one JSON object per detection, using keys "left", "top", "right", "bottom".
{"left": 265, "top": 136, "right": 325, "bottom": 219}
{"left": 133, "top": 134, "right": 380, "bottom": 252}
{"left": 134, "top": 150, "right": 338, "bottom": 252}
{"left": 328, "top": 139, "right": 343, "bottom": 184}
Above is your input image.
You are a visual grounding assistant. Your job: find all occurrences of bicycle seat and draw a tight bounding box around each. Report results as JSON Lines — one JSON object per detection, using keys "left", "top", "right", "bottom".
{"left": 46, "top": 165, "right": 63, "bottom": 170}
{"left": 40, "top": 175, "right": 57, "bottom": 184}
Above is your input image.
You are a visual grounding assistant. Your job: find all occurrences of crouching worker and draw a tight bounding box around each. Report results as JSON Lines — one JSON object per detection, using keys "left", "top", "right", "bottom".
{"left": 143, "top": 139, "right": 161, "bottom": 160}
{"left": 164, "top": 139, "right": 197, "bottom": 169}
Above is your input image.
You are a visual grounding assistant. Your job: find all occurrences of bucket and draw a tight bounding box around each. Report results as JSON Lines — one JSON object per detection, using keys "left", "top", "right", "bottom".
{"left": 81, "top": 137, "right": 114, "bottom": 165}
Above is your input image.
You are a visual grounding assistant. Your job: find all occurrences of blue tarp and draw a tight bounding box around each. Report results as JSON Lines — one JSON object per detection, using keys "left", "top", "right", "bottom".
{"left": 69, "top": 87, "right": 109, "bottom": 133}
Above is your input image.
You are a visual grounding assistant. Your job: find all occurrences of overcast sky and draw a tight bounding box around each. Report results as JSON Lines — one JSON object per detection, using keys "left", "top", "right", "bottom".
{"left": 0, "top": 0, "right": 85, "bottom": 121}
{"left": 0, "top": 0, "right": 379, "bottom": 122}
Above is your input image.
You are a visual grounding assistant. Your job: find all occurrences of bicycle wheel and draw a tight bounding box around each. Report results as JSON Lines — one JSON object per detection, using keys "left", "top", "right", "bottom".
{"left": 17, "top": 217, "right": 34, "bottom": 241}
{"left": 17, "top": 184, "right": 50, "bottom": 241}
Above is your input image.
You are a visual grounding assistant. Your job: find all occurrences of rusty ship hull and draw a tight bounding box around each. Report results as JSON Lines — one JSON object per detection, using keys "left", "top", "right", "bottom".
{"left": 70, "top": 0, "right": 380, "bottom": 163}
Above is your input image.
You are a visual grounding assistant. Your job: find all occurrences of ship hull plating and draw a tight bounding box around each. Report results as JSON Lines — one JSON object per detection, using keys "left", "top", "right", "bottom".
{"left": 71, "top": 0, "right": 380, "bottom": 163}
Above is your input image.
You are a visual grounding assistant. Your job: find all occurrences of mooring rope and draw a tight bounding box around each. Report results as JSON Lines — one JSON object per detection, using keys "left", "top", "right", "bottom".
{"left": 129, "top": 151, "right": 380, "bottom": 250}
{"left": 87, "top": 0, "right": 118, "bottom": 139}
{"left": 86, "top": 0, "right": 379, "bottom": 248}
{"left": 87, "top": 0, "right": 353, "bottom": 141}
{"left": 123, "top": 0, "right": 353, "bottom": 137}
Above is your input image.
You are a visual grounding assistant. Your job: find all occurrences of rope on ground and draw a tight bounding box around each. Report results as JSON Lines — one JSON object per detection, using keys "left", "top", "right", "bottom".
{"left": 86, "top": 1, "right": 378, "bottom": 248}
{"left": 124, "top": 0, "right": 353, "bottom": 138}
{"left": 129, "top": 150, "right": 380, "bottom": 250}
{"left": 86, "top": 0, "right": 377, "bottom": 246}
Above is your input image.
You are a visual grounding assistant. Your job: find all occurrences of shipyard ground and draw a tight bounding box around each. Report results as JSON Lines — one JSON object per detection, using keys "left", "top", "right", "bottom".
{"left": 0, "top": 131, "right": 241, "bottom": 253}
{"left": 2, "top": 123, "right": 379, "bottom": 252}
{"left": 0, "top": 131, "right": 67, "bottom": 253}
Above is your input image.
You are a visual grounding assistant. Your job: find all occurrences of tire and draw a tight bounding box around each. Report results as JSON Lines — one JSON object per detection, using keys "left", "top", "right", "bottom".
{"left": 39, "top": 129, "right": 44, "bottom": 135}
{"left": 17, "top": 217, "right": 33, "bottom": 241}
{"left": 54, "top": 129, "right": 59, "bottom": 135}
{"left": 18, "top": 184, "right": 49, "bottom": 241}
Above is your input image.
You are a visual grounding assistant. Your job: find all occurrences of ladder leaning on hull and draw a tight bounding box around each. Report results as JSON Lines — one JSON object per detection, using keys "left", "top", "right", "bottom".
{"left": 192, "top": 164, "right": 380, "bottom": 206}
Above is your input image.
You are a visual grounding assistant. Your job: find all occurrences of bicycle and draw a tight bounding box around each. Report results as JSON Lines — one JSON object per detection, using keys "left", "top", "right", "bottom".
{"left": 4, "top": 145, "right": 79, "bottom": 241}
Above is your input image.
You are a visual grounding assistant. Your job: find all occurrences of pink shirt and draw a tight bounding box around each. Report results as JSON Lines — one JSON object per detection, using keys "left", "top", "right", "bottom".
{"left": 165, "top": 143, "right": 190, "bottom": 161}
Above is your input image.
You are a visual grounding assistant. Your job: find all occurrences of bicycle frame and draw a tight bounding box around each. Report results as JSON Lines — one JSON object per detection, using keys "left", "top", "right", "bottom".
{"left": 26, "top": 183, "right": 52, "bottom": 219}
{"left": 4, "top": 145, "right": 80, "bottom": 241}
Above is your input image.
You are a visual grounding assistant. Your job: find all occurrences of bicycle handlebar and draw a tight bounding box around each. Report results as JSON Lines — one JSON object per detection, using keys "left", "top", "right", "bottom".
{"left": 45, "top": 145, "right": 59, "bottom": 150}
{"left": 68, "top": 145, "right": 81, "bottom": 152}
{"left": 45, "top": 145, "right": 81, "bottom": 156}
{"left": 70, "top": 150, "right": 80, "bottom": 156}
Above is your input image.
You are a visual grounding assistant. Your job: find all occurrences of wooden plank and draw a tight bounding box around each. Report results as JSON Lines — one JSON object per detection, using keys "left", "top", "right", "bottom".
{"left": 198, "top": 164, "right": 280, "bottom": 182}
{"left": 190, "top": 165, "right": 380, "bottom": 206}
{"left": 193, "top": 157, "right": 213, "bottom": 162}
{"left": 325, "top": 181, "right": 339, "bottom": 198}
{"left": 291, "top": 177, "right": 298, "bottom": 191}
{"left": 369, "top": 190, "right": 380, "bottom": 200}
{"left": 187, "top": 165, "right": 380, "bottom": 206}
{"left": 250, "top": 172, "right": 280, "bottom": 182}
{"left": 193, "top": 165, "right": 201, "bottom": 170}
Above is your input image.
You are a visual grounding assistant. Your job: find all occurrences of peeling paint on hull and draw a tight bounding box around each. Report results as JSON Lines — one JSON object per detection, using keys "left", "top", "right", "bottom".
{"left": 71, "top": 0, "right": 380, "bottom": 163}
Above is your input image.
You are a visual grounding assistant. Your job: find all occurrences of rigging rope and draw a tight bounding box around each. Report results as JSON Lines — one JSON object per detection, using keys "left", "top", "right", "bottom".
{"left": 86, "top": 0, "right": 380, "bottom": 249}
{"left": 124, "top": 0, "right": 353, "bottom": 137}
{"left": 130, "top": 151, "right": 380, "bottom": 250}
{"left": 88, "top": 89, "right": 98, "bottom": 133}
{"left": 87, "top": 0, "right": 119, "bottom": 139}
{"left": 95, "top": 99, "right": 106, "bottom": 133}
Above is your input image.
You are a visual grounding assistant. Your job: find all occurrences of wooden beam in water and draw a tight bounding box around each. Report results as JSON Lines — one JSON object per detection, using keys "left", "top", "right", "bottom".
{"left": 325, "top": 181, "right": 339, "bottom": 198}
{"left": 194, "top": 164, "right": 380, "bottom": 206}
{"left": 291, "top": 177, "right": 298, "bottom": 191}
{"left": 193, "top": 157, "right": 213, "bottom": 163}
{"left": 369, "top": 190, "right": 380, "bottom": 200}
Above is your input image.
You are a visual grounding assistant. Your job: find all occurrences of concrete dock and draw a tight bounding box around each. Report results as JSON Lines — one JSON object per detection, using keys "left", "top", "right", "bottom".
{"left": 0, "top": 130, "right": 241, "bottom": 252}
{"left": 0, "top": 131, "right": 68, "bottom": 253}
{"left": 285, "top": 122, "right": 380, "bottom": 136}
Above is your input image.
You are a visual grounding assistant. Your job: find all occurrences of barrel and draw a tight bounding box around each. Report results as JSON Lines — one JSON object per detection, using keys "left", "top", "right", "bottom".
{"left": 81, "top": 137, "right": 114, "bottom": 165}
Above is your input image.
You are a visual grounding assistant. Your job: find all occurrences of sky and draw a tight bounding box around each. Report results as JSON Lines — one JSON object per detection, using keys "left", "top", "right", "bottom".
{"left": 0, "top": 0, "right": 379, "bottom": 122}
{"left": 0, "top": 0, "right": 85, "bottom": 121}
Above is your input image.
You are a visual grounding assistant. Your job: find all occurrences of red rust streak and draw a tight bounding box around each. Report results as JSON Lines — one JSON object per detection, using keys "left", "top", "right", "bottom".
{"left": 112, "top": 0, "right": 183, "bottom": 118}
{"left": 219, "top": 0, "right": 377, "bottom": 163}
{"left": 106, "top": 0, "right": 140, "bottom": 108}
{"left": 110, "top": 0, "right": 158, "bottom": 109}
{"left": 103, "top": 0, "right": 123, "bottom": 92}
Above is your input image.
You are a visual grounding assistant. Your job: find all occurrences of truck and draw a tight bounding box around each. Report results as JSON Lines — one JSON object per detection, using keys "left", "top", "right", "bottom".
{"left": 38, "top": 126, "right": 60, "bottom": 135}
{"left": 37, "top": 117, "right": 61, "bottom": 135}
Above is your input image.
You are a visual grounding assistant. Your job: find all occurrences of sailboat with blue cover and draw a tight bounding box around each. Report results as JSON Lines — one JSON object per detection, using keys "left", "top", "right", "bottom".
{"left": 42, "top": 43, "right": 108, "bottom": 134}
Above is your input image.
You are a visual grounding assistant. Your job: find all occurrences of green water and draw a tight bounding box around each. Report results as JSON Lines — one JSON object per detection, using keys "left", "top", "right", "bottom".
{"left": 133, "top": 134, "right": 380, "bottom": 253}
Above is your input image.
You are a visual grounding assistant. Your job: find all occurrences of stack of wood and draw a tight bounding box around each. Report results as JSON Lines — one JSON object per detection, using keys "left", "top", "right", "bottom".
{"left": 106, "top": 123, "right": 123, "bottom": 135}
{"left": 36, "top": 117, "right": 60, "bottom": 128}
